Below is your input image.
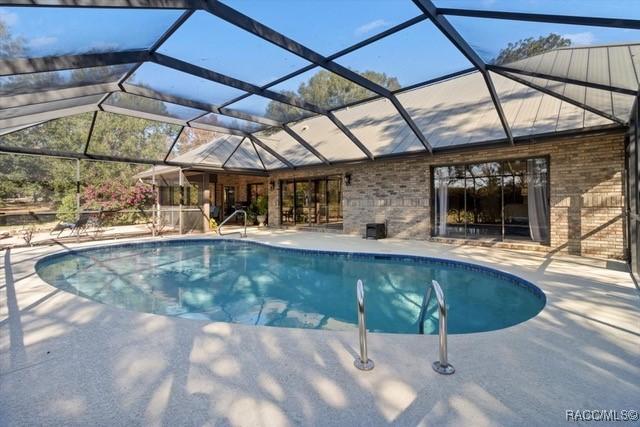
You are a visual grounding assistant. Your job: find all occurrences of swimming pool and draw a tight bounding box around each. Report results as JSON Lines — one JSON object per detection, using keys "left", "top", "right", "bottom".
{"left": 35, "top": 239, "right": 545, "bottom": 334}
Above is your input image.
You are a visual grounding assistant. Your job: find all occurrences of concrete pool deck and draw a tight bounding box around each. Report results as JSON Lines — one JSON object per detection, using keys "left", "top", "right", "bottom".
{"left": 1, "top": 230, "right": 639, "bottom": 426}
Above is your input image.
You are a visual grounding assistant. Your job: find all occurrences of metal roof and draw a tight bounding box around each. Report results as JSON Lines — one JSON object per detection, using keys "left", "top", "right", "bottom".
{"left": 0, "top": 1, "right": 639, "bottom": 172}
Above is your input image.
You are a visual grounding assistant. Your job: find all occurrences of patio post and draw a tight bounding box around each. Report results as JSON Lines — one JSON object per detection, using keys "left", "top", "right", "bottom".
{"left": 76, "top": 159, "right": 81, "bottom": 243}
{"left": 179, "top": 168, "right": 184, "bottom": 235}
{"left": 152, "top": 165, "right": 156, "bottom": 237}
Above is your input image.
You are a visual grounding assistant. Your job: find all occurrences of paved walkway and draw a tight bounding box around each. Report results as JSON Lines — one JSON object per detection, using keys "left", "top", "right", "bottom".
{"left": 1, "top": 231, "right": 638, "bottom": 426}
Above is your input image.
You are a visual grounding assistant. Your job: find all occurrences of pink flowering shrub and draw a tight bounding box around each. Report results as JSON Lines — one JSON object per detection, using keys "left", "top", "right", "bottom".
{"left": 82, "top": 182, "right": 155, "bottom": 225}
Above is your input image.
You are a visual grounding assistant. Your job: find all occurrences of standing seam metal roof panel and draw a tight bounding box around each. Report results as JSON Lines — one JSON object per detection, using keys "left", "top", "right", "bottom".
{"left": 333, "top": 97, "right": 422, "bottom": 156}
{"left": 289, "top": 115, "right": 366, "bottom": 162}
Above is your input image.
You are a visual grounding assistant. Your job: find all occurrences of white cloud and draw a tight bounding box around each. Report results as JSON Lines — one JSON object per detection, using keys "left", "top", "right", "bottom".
{"left": 563, "top": 31, "right": 596, "bottom": 46}
{"left": 354, "top": 19, "right": 390, "bottom": 36}
{"left": 28, "top": 36, "right": 57, "bottom": 49}
{"left": 0, "top": 8, "right": 18, "bottom": 26}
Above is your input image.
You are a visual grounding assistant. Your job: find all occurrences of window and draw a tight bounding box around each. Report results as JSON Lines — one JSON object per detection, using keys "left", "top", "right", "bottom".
{"left": 247, "top": 183, "right": 265, "bottom": 204}
{"left": 432, "top": 157, "right": 549, "bottom": 242}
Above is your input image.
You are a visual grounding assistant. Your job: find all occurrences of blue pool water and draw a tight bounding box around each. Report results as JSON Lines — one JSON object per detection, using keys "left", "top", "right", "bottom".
{"left": 35, "top": 239, "right": 545, "bottom": 334}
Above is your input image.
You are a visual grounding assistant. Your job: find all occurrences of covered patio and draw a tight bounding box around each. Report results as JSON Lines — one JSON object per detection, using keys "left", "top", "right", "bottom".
{"left": 1, "top": 1, "right": 640, "bottom": 426}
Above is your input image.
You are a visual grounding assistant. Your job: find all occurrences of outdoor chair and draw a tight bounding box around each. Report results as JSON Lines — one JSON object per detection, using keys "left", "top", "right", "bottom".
{"left": 50, "top": 214, "right": 90, "bottom": 237}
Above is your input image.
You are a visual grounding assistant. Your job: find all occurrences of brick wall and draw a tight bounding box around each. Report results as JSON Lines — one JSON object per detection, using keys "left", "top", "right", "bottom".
{"left": 265, "top": 130, "right": 626, "bottom": 259}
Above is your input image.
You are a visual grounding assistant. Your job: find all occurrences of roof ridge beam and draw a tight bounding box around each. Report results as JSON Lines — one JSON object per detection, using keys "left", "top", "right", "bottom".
{"left": 413, "top": 0, "right": 514, "bottom": 145}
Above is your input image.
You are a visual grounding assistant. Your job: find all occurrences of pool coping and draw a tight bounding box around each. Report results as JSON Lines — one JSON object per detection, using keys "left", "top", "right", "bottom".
{"left": 2, "top": 231, "right": 638, "bottom": 426}
{"left": 33, "top": 237, "right": 546, "bottom": 335}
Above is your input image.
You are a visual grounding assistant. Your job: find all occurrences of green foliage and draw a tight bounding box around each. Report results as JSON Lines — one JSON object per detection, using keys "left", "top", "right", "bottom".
{"left": 492, "top": 33, "right": 571, "bottom": 65}
{"left": 264, "top": 69, "right": 401, "bottom": 124}
{"left": 56, "top": 193, "right": 78, "bottom": 222}
{"left": 253, "top": 195, "right": 268, "bottom": 216}
{"left": 247, "top": 195, "right": 268, "bottom": 224}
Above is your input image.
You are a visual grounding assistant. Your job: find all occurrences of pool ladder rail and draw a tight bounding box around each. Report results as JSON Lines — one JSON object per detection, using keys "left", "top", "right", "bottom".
{"left": 418, "top": 279, "right": 455, "bottom": 375}
{"left": 354, "top": 279, "right": 374, "bottom": 371}
{"left": 217, "top": 209, "right": 247, "bottom": 238}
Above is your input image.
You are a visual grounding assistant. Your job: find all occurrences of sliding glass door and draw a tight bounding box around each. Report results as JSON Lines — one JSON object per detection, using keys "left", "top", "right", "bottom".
{"left": 433, "top": 157, "right": 549, "bottom": 243}
{"left": 280, "top": 176, "right": 342, "bottom": 226}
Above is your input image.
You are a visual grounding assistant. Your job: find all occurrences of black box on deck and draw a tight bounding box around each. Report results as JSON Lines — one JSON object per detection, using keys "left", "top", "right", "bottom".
{"left": 365, "top": 223, "right": 386, "bottom": 240}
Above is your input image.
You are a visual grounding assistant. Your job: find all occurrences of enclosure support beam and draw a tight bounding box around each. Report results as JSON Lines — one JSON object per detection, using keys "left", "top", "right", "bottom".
{"left": 0, "top": 51, "right": 150, "bottom": 76}
{"left": 413, "top": 0, "right": 514, "bottom": 145}
{"left": 494, "top": 69, "right": 626, "bottom": 125}
{"left": 1, "top": 83, "right": 118, "bottom": 109}
{"left": 152, "top": 53, "right": 377, "bottom": 157}
{"left": 327, "top": 112, "right": 374, "bottom": 160}
{"left": 83, "top": 111, "right": 98, "bottom": 156}
{"left": 203, "top": 0, "right": 433, "bottom": 153}
{"left": 247, "top": 134, "right": 295, "bottom": 169}
{"left": 489, "top": 65, "right": 639, "bottom": 96}
{"left": 0, "top": 144, "right": 268, "bottom": 175}
{"left": 282, "top": 125, "right": 331, "bottom": 165}
{"left": 0, "top": 0, "right": 203, "bottom": 8}
{"left": 123, "top": 85, "right": 280, "bottom": 126}
{"left": 437, "top": 8, "right": 640, "bottom": 30}
{"left": 164, "top": 126, "right": 185, "bottom": 163}
{"left": 75, "top": 159, "right": 81, "bottom": 220}
{"left": 250, "top": 139, "right": 267, "bottom": 171}
{"left": 151, "top": 53, "right": 325, "bottom": 115}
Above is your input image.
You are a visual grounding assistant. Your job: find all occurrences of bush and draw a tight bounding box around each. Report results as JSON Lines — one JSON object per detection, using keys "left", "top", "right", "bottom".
{"left": 56, "top": 193, "right": 77, "bottom": 222}
{"left": 81, "top": 182, "right": 155, "bottom": 226}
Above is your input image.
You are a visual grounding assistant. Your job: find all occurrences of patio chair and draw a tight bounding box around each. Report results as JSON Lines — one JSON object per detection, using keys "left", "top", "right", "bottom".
{"left": 50, "top": 214, "right": 90, "bottom": 237}
{"left": 87, "top": 208, "right": 105, "bottom": 235}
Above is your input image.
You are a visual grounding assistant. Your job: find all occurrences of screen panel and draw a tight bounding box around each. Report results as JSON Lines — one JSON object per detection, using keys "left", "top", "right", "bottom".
{"left": 105, "top": 92, "right": 205, "bottom": 121}
{"left": 87, "top": 111, "right": 182, "bottom": 161}
{"left": 335, "top": 20, "right": 472, "bottom": 89}
{"left": 0, "top": 113, "right": 93, "bottom": 153}
{"left": 0, "top": 7, "right": 183, "bottom": 59}
{"left": 222, "top": 0, "right": 422, "bottom": 56}
{"left": 126, "top": 62, "right": 246, "bottom": 107}
{"left": 157, "top": 10, "right": 310, "bottom": 86}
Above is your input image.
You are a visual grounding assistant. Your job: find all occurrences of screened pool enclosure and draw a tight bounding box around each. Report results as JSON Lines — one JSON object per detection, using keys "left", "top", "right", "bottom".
{"left": 0, "top": 1, "right": 639, "bottom": 257}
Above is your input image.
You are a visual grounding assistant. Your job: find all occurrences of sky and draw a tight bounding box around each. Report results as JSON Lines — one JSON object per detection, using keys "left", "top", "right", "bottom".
{"left": 2, "top": 1, "right": 640, "bottom": 110}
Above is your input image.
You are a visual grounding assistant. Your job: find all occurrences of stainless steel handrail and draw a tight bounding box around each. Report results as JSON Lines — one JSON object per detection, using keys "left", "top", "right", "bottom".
{"left": 217, "top": 209, "right": 247, "bottom": 238}
{"left": 419, "top": 280, "right": 455, "bottom": 375}
{"left": 354, "top": 279, "right": 374, "bottom": 371}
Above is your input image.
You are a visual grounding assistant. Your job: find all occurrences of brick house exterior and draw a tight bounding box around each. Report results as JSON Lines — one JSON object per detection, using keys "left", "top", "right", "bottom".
{"left": 265, "top": 129, "right": 626, "bottom": 259}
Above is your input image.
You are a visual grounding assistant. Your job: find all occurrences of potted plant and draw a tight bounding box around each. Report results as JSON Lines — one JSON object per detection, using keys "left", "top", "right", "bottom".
{"left": 252, "top": 195, "right": 268, "bottom": 227}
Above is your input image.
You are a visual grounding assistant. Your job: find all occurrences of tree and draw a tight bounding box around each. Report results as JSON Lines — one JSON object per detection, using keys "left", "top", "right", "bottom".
{"left": 0, "top": 19, "right": 23, "bottom": 57}
{"left": 492, "top": 33, "right": 571, "bottom": 65}
{"left": 264, "top": 69, "right": 401, "bottom": 123}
